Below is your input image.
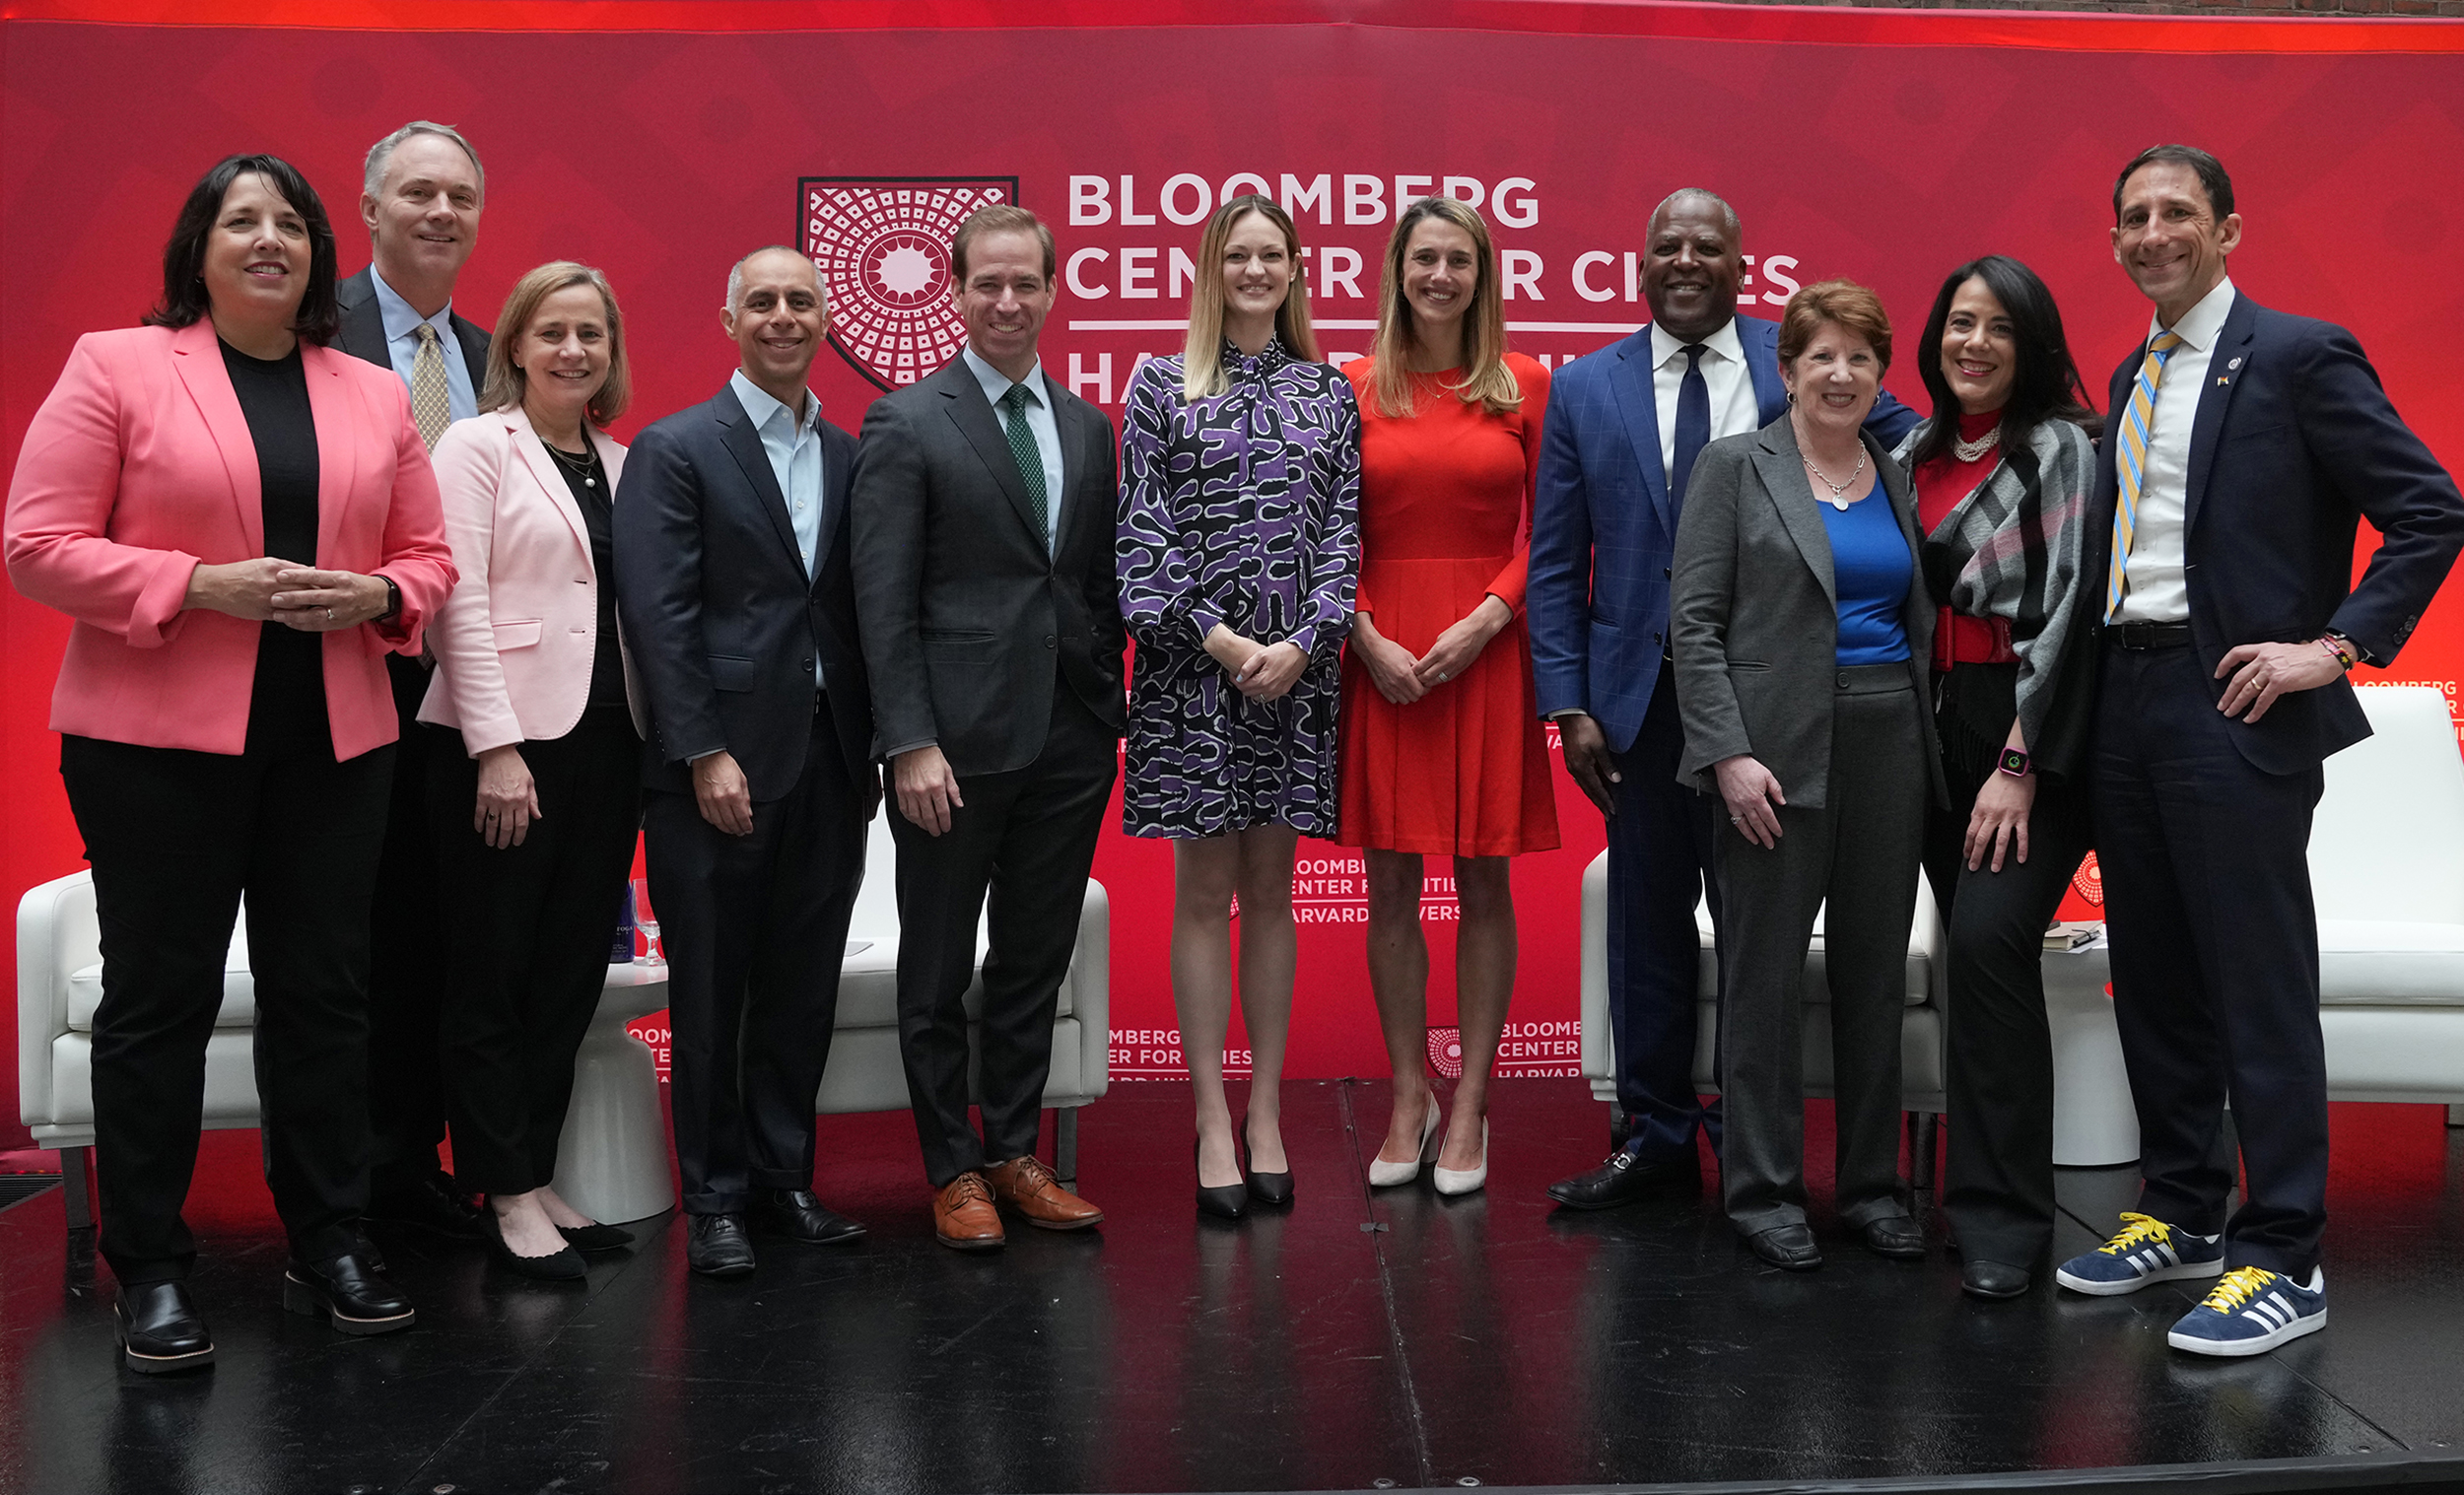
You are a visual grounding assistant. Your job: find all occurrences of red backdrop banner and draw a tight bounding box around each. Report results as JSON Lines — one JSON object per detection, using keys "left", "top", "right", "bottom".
{"left": 7, "top": 5, "right": 2462, "bottom": 1140}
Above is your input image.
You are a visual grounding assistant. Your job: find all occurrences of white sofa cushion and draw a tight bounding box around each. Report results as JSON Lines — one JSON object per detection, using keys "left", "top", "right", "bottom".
{"left": 66, "top": 962, "right": 254, "bottom": 1032}
{"left": 2316, "top": 919, "right": 2464, "bottom": 1006}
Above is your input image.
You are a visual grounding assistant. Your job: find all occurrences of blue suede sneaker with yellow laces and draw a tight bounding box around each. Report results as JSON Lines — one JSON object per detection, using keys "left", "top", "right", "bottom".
{"left": 2167, "top": 1265, "right": 2326, "bottom": 1356}
{"left": 2054, "top": 1211, "right": 2224, "bottom": 1296}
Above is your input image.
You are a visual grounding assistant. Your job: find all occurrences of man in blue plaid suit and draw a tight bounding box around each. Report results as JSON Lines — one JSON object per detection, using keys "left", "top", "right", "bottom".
{"left": 1531, "top": 188, "right": 1917, "bottom": 1208}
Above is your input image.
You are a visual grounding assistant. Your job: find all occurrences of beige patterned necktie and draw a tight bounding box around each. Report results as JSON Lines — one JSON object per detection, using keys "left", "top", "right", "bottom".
{"left": 411, "top": 323, "right": 451, "bottom": 449}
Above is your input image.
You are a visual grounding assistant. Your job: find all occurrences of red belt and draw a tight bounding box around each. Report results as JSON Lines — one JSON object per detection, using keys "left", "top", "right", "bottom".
{"left": 1934, "top": 609, "right": 2017, "bottom": 671}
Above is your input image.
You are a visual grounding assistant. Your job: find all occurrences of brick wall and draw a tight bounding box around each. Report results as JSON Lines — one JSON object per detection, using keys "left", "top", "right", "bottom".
{"left": 1705, "top": 0, "right": 2464, "bottom": 16}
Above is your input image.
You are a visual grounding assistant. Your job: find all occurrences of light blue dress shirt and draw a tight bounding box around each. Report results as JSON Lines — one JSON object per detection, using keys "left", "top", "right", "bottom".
{"left": 960, "top": 345, "right": 1064, "bottom": 552}
{"left": 369, "top": 266, "right": 477, "bottom": 422}
{"left": 728, "top": 371, "right": 828, "bottom": 689}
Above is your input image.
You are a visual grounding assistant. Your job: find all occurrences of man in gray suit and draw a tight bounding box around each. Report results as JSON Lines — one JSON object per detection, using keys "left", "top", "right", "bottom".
{"left": 851, "top": 205, "right": 1125, "bottom": 1251}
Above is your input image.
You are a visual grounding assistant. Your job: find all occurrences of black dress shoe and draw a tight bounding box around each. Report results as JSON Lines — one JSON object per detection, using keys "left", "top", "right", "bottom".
{"left": 364, "top": 1170, "right": 485, "bottom": 1242}
{"left": 282, "top": 1252, "right": 417, "bottom": 1334}
{"left": 750, "top": 1189, "right": 866, "bottom": 1246}
{"left": 1240, "top": 1121, "right": 1292, "bottom": 1208}
{"left": 1545, "top": 1149, "right": 1698, "bottom": 1210}
{"left": 482, "top": 1214, "right": 585, "bottom": 1281}
{"left": 1745, "top": 1223, "right": 1823, "bottom": 1271}
{"left": 1196, "top": 1139, "right": 1248, "bottom": 1220}
{"left": 686, "top": 1213, "right": 757, "bottom": 1277}
{"left": 1863, "top": 1215, "right": 1928, "bottom": 1260}
{"left": 557, "top": 1221, "right": 636, "bottom": 1254}
{"left": 114, "top": 1282, "right": 214, "bottom": 1374}
{"left": 1962, "top": 1259, "right": 2032, "bottom": 1300}
{"left": 351, "top": 1226, "right": 387, "bottom": 1275}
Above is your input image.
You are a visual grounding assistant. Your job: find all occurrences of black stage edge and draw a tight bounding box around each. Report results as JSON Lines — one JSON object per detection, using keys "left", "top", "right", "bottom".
{"left": 1, "top": 1079, "right": 2457, "bottom": 1495}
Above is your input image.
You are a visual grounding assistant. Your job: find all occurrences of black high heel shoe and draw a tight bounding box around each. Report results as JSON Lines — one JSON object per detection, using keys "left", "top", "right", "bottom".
{"left": 1195, "top": 1137, "right": 1248, "bottom": 1220}
{"left": 1241, "top": 1117, "right": 1294, "bottom": 1207}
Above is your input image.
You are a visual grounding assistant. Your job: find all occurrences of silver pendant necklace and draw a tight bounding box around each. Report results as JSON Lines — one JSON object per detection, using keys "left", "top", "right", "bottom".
{"left": 1803, "top": 447, "right": 1869, "bottom": 510}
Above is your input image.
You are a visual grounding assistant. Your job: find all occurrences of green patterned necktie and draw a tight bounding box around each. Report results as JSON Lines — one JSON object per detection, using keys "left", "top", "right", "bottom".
{"left": 998, "top": 382, "right": 1051, "bottom": 550}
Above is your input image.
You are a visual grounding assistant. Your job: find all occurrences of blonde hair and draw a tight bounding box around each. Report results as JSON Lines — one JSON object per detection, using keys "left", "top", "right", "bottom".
{"left": 1180, "top": 196, "right": 1322, "bottom": 399}
{"left": 1367, "top": 197, "right": 1521, "bottom": 420}
{"left": 480, "top": 261, "right": 630, "bottom": 429}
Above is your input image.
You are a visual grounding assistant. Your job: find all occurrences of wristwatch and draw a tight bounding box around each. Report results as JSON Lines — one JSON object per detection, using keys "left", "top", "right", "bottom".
{"left": 376, "top": 575, "right": 402, "bottom": 623}
{"left": 1998, "top": 747, "right": 2032, "bottom": 779}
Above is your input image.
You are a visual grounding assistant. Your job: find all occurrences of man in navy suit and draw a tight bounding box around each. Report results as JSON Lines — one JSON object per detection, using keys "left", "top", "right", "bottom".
{"left": 331, "top": 120, "right": 493, "bottom": 1242}
{"left": 1530, "top": 189, "right": 1917, "bottom": 1209}
{"left": 614, "top": 247, "right": 878, "bottom": 1276}
{"left": 2054, "top": 146, "right": 2462, "bottom": 1354}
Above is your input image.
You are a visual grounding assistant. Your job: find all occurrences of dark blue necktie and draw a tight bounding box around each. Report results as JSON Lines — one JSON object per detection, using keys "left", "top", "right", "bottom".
{"left": 1671, "top": 343, "right": 1710, "bottom": 503}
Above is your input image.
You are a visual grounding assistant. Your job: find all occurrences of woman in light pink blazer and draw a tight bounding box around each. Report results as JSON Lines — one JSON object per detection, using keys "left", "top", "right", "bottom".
{"left": 415, "top": 262, "right": 645, "bottom": 1280}
{"left": 3, "top": 154, "right": 453, "bottom": 1370}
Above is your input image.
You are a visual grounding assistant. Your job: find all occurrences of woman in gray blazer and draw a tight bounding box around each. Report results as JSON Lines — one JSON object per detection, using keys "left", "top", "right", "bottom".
{"left": 1671, "top": 280, "right": 1946, "bottom": 1272}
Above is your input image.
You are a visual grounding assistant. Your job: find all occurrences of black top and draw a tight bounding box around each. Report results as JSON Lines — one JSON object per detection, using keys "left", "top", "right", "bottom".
{"left": 219, "top": 339, "right": 328, "bottom": 751}
{"left": 542, "top": 435, "right": 628, "bottom": 709}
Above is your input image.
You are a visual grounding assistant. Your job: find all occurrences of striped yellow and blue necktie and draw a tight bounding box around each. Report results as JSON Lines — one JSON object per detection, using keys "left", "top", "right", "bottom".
{"left": 2105, "top": 328, "right": 2187, "bottom": 621}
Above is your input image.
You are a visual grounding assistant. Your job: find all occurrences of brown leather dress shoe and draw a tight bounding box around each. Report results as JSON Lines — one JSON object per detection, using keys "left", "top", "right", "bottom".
{"left": 933, "top": 1172, "right": 1004, "bottom": 1252}
{"left": 984, "top": 1155, "right": 1105, "bottom": 1230}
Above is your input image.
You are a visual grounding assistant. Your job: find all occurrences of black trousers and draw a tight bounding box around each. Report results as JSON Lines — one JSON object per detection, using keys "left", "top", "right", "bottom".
{"left": 367, "top": 652, "right": 449, "bottom": 1195}
{"left": 1922, "top": 732, "right": 2090, "bottom": 1270}
{"left": 1712, "top": 668, "right": 1926, "bottom": 1236}
{"left": 644, "top": 695, "right": 867, "bottom": 1216}
{"left": 2093, "top": 640, "right": 2329, "bottom": 1277}
{"left": 61, "top": 730, "right": 393, "bottom": 1284}
{"left": 1605, "top": 659, "right": 1723, "bottom": 1160}
{"left": 890, "top": 687, "right": 1116, "bottom": 1188}
{"left": 427, "top": 707, "right": 643, "bottom": 1196}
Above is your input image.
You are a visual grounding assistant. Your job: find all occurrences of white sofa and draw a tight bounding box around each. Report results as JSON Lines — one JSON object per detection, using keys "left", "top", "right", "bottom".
{"left": 1577, "top": 856, "right": 1950, "bottom": 1174}
{"left": 19, "top": 809, "right": 1109, "bottom": 1233}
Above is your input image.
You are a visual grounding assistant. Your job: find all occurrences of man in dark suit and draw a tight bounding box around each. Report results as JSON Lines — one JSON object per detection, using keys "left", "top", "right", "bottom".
{"left": 613, "top": 246, "right": 876, "bottom": 1277}
{"left": 331, "top": 120, "right": 492, "bottom": 1241}
{"left": 1529, "top": 189, "right": 1918, "bottom": 1210}
{"left": 2055, "top": 146, "right": 2463, "bottom": 1355}
{"left": 851, "top": 205, "right": 1122, "bottom": 1251}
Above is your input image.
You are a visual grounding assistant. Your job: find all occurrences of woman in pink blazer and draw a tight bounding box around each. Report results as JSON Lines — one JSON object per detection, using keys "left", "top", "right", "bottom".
{"left": 415, "top": 262, "right": 645, "bottom": 1280}
{"left": 3, "top": 154, "right": 454, "bottom": 1371}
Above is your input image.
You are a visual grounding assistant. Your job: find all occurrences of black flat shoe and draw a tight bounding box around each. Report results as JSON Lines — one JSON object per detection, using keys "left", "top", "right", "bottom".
{"left": 750, "top": 1189, "right": 865, "bottom": 1246}
{"left": 1240, "top": 1119, "right": 1293, "bottom": 1208}
{"left": 1863, "top": 1215, "right": 1928, "bottom": 1260}
{"left": 1745, "top": 1223, "right": 1823, "bottom": 1271}
{"left": 282, "top": 1251, "right": 417, "bottom": 1334}
{"left": 1962, "top": 1259, "right": 2032, "bottom": 1300}
{"left": 557, "top": 1221, "right": 636, "bottom": 1253}
{"left": 114, "top": 1281, "right": 213, "bottom": 1374}
{"left": 364, "top": 1169, "right": 485, "bottom": 1242}
{"left": 1546, "top": 1148, "right": 1699, "bottom": 1210}
{"left": 483, "top": 1214, "right": 585, "bottom": 1280}
{"left": 1196, "top": 1138, "right": 1248, "bottom": 1220}
{"left": 686, "top": 1213, "right": 757, "bottom": 1277}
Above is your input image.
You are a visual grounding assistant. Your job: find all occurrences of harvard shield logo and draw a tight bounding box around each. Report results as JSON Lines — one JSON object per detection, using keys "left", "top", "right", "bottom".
{"left": 799, "top": 176, "right": 1019, "bottom": 390}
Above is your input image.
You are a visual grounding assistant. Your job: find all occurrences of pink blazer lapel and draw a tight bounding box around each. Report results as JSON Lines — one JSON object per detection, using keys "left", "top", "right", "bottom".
{"left": 168, "top": 320, "right": 264, "bottom": 555}
{"left": 505, "top": 405, "right": 592, "bottom": 559}
{"left": 302, "top": 344, "right": 359, "bottom": 567}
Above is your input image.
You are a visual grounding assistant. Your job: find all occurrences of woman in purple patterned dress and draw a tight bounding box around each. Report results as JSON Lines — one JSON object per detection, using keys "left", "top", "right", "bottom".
{"left": 1118, "top": 193, "right": 1359, "bottom": 1219}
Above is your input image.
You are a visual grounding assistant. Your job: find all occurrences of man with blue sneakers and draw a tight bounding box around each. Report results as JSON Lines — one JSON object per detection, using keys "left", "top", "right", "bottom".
{"left": 2057, "top": 146, "right": 2464, "bottom": 1355}
{"left": 1530, "top": 189, "right": 1916, "bottom": 1210}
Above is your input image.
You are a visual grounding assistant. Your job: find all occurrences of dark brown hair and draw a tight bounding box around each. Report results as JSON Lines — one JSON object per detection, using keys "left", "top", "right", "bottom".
{"left": 143, "top": 154, "right": 339, "bottom": 344}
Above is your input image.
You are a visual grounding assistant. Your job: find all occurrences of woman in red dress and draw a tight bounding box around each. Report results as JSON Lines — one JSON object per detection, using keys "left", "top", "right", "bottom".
{"left": 1341, "top": 196, "right": 1559, "bottom": 1196}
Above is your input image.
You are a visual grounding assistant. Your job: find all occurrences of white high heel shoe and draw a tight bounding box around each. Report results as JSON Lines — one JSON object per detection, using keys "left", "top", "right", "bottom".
{"left": 1367, "top": 1098, "right": 1441, "bottom": 1188}
{"left": 1433, "top": 1121, "right": 1489, "bottom": 1196}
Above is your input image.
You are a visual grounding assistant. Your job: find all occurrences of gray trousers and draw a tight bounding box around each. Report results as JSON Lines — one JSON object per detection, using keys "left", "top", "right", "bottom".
{"left": 1712, "top": 665, "right": 1927, "bottom": 1236}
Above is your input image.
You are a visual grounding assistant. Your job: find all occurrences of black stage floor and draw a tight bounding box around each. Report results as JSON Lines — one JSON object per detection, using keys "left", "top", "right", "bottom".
{"left": 3, "top": 1079, "right": 2461, "bottom": 1495}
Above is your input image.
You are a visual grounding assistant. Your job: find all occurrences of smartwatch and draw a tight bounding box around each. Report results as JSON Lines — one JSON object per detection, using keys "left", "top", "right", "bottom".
{"left": 1998, "top": 747, "right": 2032, "bottom": 779}
{"left": 376, "top": 575, "right": 402, "bottom": 624}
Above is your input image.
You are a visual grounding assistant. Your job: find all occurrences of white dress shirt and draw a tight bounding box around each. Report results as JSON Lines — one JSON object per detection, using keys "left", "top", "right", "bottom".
{"left": 961, "top": 345, "right": 1064, "bottom": 550}
{"left": 370, "top": 266, "right": 477, "bottom": 423}
{"left": 727, "top": 370, "right": 827, "bottom": 688}
{"left": 1650, "top": 316, "right": 1760, "bottom": 487}
{"left": 2114, "top": 277, "right": 2235, "bottom": 624}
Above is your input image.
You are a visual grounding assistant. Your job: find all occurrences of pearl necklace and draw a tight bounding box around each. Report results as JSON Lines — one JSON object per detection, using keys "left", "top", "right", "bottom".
{"left": 1802, "top": 447, "right": 1869, "bottom": 510}
{"left": 545, "top": 440, "right": 603, "bottom": 490}
{"left": 1950, "top": 425, "right": 2001, "bottom": 464}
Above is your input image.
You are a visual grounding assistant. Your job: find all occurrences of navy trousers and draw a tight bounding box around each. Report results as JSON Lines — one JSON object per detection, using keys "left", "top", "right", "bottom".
{"left": 2093, "top": 640, "right": 2329, "bottom": 1277}
{"left": 1604, "top": 659, "right": 1722, "bottom": 1161}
